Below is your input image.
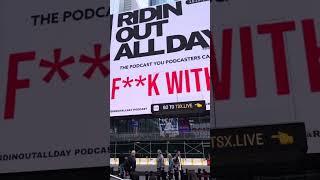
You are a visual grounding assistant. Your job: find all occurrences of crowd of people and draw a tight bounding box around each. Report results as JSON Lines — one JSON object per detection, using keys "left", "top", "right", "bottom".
{"left": 118, "top": 150, "right": 137, "bottom": 179}
{"left": 155, "top": 150, "right": 182, "bottom": 180}
{"left": 117, "top": 150, "right": 183, "bottom": 180}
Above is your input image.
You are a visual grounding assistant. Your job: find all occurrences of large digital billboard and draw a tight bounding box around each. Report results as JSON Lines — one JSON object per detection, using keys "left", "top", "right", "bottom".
{"left": 211, "top": 0, "right": 320, "bottom": 153}
{"left": 0, "top": 0, "right": 110, "bottom": 173}
{"left": 110, "top": 0, "right": 210, "bottom": 117}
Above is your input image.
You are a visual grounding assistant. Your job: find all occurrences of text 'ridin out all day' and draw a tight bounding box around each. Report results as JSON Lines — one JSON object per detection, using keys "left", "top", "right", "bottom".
{"left": 114, "top": 1, "right": 210, "bottom": 60}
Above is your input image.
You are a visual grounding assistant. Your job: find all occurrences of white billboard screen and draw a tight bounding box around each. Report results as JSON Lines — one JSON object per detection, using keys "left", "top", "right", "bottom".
{"left": 0, "top": 0, "right": 110, "bottom": 173}
{"left": 110, "top": 0, "right": 210, "bottom": 117}
{"left": 211, "top": 0, "right": 320, "bottom": 153}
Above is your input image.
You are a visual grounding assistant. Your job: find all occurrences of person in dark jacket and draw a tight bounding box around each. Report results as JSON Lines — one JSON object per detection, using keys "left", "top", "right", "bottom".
{"left": 124, "top": 156, "right": 131, "bottom": 177}
{"left": 174, "top": 150, "right": 182, "bottom": 180}
{"left": 128, "top": 150, "right": 137, "bottom": 179}
{"left": 167, "top": 153, "right": 174, "bottom": 180}
{"left": 149, "top": 171, "right": 157, "bottom": 180}
{"left": 118, "top": 153, "right": 125, "bottom": 178}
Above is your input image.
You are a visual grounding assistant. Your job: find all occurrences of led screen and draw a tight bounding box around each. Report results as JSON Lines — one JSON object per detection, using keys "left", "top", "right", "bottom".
{"left": 110, "top": 0, "right": 210, "bottom": 116}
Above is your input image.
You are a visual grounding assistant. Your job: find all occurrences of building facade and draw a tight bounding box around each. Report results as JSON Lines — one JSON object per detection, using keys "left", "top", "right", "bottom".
{"left": 119, "top": 0, "right": 139, "bottom": 12}
{"left": 150, "top": 0, "right": 178, "bottom": 6}
{"left": 111, "top": 0, "right": 179, "bottom": 14}
{"left": 111, "top": 0, "right": 140, "bottom": 14}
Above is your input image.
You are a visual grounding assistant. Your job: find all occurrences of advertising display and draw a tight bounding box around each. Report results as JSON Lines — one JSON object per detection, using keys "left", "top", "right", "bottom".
{"left": 159, "top": 118, "right": 179, "bottom": 137}
{"left": 151, "top": 100, "right": 206, "bottom": 116}
{"left": 211, "top": 123, "right": 307, "bottom": 152}
{"left": 211, "top": 123, "right": 308, "bottom": 177}
{"left": 0, "top": 0, "right": 110, "bottom": 173}
{"left": 211, "top": 0, "right": 320, "bottom": 153}
{"left": 178, "top": 118, "right": 191, "bottom": 133}
{"left": 110, "top": 0, "right": 210, "bottom": 117}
